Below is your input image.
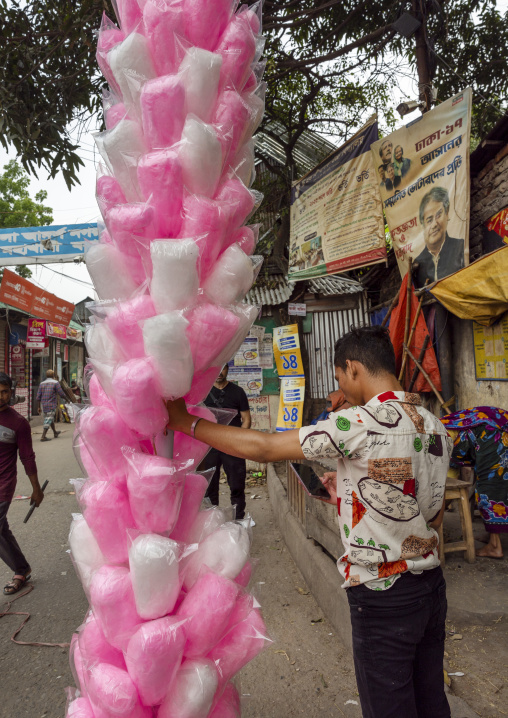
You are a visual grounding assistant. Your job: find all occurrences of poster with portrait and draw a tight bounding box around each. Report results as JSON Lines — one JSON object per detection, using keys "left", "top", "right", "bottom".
{"left": 288, "top": 116, "right": 386, "bottom": 280}
{"left": 371, "top": 88, "right": 472, "bottom": 287}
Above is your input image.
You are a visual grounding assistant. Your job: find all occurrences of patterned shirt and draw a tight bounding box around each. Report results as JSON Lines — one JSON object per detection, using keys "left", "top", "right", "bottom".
{"left": 299, "top": 391, "right": 452, "bottom": 591}
{"left": 36, "top": 378, "right": 66, "bottom": 413}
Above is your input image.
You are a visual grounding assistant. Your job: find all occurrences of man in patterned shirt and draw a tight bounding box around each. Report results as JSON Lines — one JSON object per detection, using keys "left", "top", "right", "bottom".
{"left": 36, "top": 370, "right": 66, "bottom": 442}
{"left": 166, "top": 326, "right": 452, "bottom": 718}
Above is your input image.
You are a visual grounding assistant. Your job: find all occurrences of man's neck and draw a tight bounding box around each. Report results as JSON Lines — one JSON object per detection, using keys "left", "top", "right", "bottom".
{"left": 428, "top": 234, "right": 446, "bottom": 257}
{"left": 214, "top": 380, "right": 229, "bottom": 390}
{"left": 361, "top": 374, "right": 403, "bottom": 405}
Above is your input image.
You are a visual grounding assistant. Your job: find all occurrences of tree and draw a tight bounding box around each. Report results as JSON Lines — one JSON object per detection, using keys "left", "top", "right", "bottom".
{"left": 0, "top": 160, "right": 54, "bottom": 279}
{"left": 0, "top": 0, "right": 507, "bottom": 188}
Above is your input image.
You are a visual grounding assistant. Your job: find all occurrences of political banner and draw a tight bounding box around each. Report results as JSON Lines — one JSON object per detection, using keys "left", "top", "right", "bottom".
{"left": 273, "top": 324, "right": 304, "bottom": 377}
{"left": 276, "top": 377, "right": 306, "bottom": 432}
{"left": 288, "top": 116, "right": 386, "bottom": 280}
{"left": 371, "top": 88, "right": 472, "bottom": 287}
{"left": 0, "top": 223, "right": 98, "bottom": 266}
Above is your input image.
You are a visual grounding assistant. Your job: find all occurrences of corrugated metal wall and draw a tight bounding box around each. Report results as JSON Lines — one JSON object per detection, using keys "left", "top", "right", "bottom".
{"left": 303, "top": 293, "right": 370, "bottom": 398}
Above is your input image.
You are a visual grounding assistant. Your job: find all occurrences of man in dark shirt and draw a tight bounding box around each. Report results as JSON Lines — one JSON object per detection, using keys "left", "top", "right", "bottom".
{"left": 0, "top": 372, "right": 43, "bottom": 595}
{"left": 203, "top": 364, "right": 251, "bottom": 520}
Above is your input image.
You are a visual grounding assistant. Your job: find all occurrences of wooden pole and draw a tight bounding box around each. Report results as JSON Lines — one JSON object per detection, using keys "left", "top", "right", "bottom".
{"left": 403, "top": 344, "right": 447, "bottom": 407}
{"left": 380, "top": 293, "right": 399, "bottom": 328}
{"left": 400, "top": 258, "right": 413, "bottom": 386}
{"left": 408, "top": 334, "right": 430, "bottom": 392}
{"left": 398, "top": 281, "right": 428, "bottom": 382}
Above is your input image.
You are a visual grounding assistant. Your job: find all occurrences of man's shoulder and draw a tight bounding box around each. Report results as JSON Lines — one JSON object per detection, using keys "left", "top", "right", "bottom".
{"left": 227, "top": 381, "right": 248, "bottom": 400}
{"left": 415, "top": 245, "right": 431, "bottom": 263}
{"left": 1, "top": 407, "right": 30, "bottom": 432}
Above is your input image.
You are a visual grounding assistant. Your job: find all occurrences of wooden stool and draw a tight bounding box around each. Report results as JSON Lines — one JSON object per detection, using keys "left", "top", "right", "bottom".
{"left": 438, "top": 477, "right": 476, "bottom": 565}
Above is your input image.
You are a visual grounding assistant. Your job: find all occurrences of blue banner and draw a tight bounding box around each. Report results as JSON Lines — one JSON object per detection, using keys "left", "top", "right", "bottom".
{"left": 0, "top": 223, "right": 99, "bottom": 265}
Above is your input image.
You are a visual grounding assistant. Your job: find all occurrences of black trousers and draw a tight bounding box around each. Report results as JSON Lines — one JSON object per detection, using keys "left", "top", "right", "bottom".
{"left": 347, "top": 566, "right": 450, "bottom": 718}
{"left": 203, "top": 449, "right": 246, "bottom": 520}
{"left": 0, "top": 501, "right": 30, "bottom": 575}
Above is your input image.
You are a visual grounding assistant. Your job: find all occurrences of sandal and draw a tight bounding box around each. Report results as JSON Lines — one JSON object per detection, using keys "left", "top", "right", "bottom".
{"left": 53, "top": 431, "right": 61, "bottom": 438}
{"left": 40, "top": 437, "right": 51, "bottom": 442}
{"left": 4, "top": 571, "right": 31, "bottom": 595}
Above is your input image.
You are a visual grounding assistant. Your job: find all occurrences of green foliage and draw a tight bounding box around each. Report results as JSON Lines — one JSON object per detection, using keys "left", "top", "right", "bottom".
{"left": 0, "top": 160, "right": 54, "bottom": 279}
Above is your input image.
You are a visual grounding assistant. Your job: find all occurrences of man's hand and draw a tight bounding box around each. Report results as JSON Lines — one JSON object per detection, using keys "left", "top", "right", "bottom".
{"left": 320, "top": 471, "right": 338, "bottom": 506}
{"left": 30, "top": 484, "right": 44, "bottom": 507}
{"left": 165, "top": 398, "right": 193, "bottom": 433}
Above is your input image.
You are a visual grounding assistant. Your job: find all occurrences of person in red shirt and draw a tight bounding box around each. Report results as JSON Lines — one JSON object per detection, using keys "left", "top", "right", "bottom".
{"left": 0, "top": 372, "right": 43, "bottom": 595}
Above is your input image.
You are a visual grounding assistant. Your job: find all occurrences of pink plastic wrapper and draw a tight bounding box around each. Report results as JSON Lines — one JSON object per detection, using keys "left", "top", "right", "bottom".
{"left": 170, "top": 472, "right": 209, "bottom": 544}
{"left": 141, "top": 75, "right": 186, "bottom": 149}
{"left": 209, "top": 683, "right": 241, "bottom": 718}
{"left": 105, "top": 294, "right": 156, "bottom": 359}
{"left": 80, "top": 480, "right": 136, "bottom": 565}
{"left": 125, "top": 616, "right": 187, "bottom": 706}
{"left": 106, "top": 101, "right": 130, "bottom": 129}
{"left": 107, "top": 201, "right": 156, "bottom": 262}
{"left": 208, "top": 607, "right": 269, "bottom": 687}
{"left": 113, "top": 0, "right": 142, "bottom": 34}
{"left": 88, "top": 662, "right": 151, "bottom": 718}
{"left": 217, "top": 9, "right": 258, "bottom": 92}
{"left": 185, "top": 303, "right": 240, "bottom": 373}
{"left": 143, "top": 0, "right": 185, "bottom": 76}
{"left": 138, "top": 148, "right": 183, "bottom": 237}
{"left": 96, "top": 14, "right": 125, "bottom": 96}
{"left": 66, "top": 696, "right": 95, "bottom": 718}
{"left": 215, "top": 177, "right": 256, "bottom": 233}
{"left": 96, "top": 171, "right": 127, "bottom": 219}
{"left": 125, "top": 452, "right": 187, "bottom": 535}
{"left": 182, "top": 0, "right": 234, "bottom": 51}
{"left": 177, "top": 572, "right": 239, "bottom": 658}
{"left": 90, "top": 566, "right": 144, "bottom": 651}
{"left": 213, "top": 89, "right": 251, "bottom": 162}
{"left": 173, "top": 405, "right": 216, "bottom": 465}
{"left": 222, "top": 224, "right": 258, "bottom": 256}
{"left": 158, "top": 659, "right": 218, "bottom": 718}
{"left": 179, "top": 195, "right": 230, "bottom": 278}
{"left": 88, "top": 372, "right": 113, "bottom": 408}
{"left": 113, "top": 357, "right": 168, "bottom": 437}
{"left": 79, "top": 612, "right": 126, "bottom": 673}
{"left": 234, "top": 559, "right": 253, "bottom": 588}
{"left": 70, "top": 633, "right": 86, "bottom": 693}
{"left": 184, "top": 365, "right": 222, "bottom": 406}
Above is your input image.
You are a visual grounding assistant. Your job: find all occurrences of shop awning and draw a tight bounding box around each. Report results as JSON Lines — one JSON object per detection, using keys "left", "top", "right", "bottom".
{"left": 430, "top": 246, "right": 508, "bottom": 326}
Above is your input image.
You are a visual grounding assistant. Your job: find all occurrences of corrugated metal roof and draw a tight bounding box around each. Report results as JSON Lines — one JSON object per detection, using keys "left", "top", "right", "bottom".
{"left": 255, "top": 121, "right": 337, "bottom": 175}
{"left": 307, "top": 275, "right": 363, "bottom": 296}
{"left": 245, "top": 275, "right": 294, "bottom": 306}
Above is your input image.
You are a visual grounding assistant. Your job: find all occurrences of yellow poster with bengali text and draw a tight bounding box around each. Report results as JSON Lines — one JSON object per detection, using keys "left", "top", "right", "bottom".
{"left": 273, "top": 324, "right": 304, "bottom": 377}
{"left": 276, "top": 377, "right": 306, "bottom": 432}
{"left": 473, "top": 314, "right": 508, "bottom": 381}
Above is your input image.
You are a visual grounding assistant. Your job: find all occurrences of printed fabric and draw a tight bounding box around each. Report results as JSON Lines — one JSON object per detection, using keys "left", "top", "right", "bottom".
{"left": 36, "top": 378, "right": 66, "bottom": 413}
{"left": 299, "top": 391, "right": 452, "bottom": 591}
{"left": 442, "top": 407, "right": 508, "bottom": 532}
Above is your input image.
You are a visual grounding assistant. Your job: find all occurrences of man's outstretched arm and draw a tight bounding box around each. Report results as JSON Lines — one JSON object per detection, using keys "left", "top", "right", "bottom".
{"left": 167, "top": 398, "right": 305, "bottom": 464}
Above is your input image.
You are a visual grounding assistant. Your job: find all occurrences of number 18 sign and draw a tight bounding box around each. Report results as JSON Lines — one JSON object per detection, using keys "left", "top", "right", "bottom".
{"left": 276, "top": 377, "right": 306, "bottom": 432}
{"left": 273, "top": 324, "right": 304, "bottom": 377}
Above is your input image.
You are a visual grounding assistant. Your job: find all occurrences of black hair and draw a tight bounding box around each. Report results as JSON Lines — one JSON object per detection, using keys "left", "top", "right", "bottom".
{"left": 334, "top": 326, "right": 396, "bottom": 376}
{"left": 0, "top": 372, "right": 13, "bottom": 389}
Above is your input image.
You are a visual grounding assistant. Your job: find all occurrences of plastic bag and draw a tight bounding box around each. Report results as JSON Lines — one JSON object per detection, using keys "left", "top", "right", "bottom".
{"left": 185, "top": 303, "right": 240, "bottom": 373}
{"left": 172, "top": 404, "right": 216, "bottom": 465}
{"left": 182, "top": 0, "right": 234, "bottom": 51}
{"left": 105, "top": 294, "right": 156, "bottom": 359}
{"left": 88, "top": 661, "right": 151, "bottom": 718}
{"left": 96, "top": 14, "right": 125, "bottom": 96}
{"left": 182, "top": 522, "right": 250, "bottom": 590}
{"left": 113, "top": 357, "right": 168, "bottom": 436}
{"left": 179, "top": 195, "right": 230, "bottom": 278}
{"left": 112, "top": 0, "right": 143, "bottom": 35}
{"left": 129, "top": 534, "right": 182, "bottom": 619}
{"left": 109, "top": 32, "right": 157, "bottom": 118}
{"left": 94, "top": 119, "right": 148, "bottom": 203}
{"left": 142, "top": 312, "right": 194, "bottom": 399}
{"left": 140, "top": 74, "right": 186, "bottom": 149}
{"left": 138, "top": 148, "right": 183, "bottom": 237}
{"left": 217, "top": 8, "right": 258, "bottom": 93}
{"left": 68, "top": 513, "right": 106, "bottom": 591}
{"left": 150, "top": 240, "right": 199, "bottom": 312}
{"left": 142, "top": 0, "right": 186, "bottom": 76}
{"left": 179, "top": 116, "right": 222, "bottom": 198}
{"left": 158, "top": 659, "right": 218, "bottom": 718}
{"left": 85, "top": 241, "right": 140, "bottom": 301}
{"left": 179, "top": 47, "right": 222, "bottom": 123}
{"left": 202, "top": 245, "right": 255, "bottom": 305}
{"left": 90, "top": 565, "right": 144, "bottom": 651}
{"left": 209, "top": 683, "right": 241, "bottom": 718}
{"left": 169, "top": 472, "right": 210, "bottom": 544}
{"left": 78, "top": 612, "right": 126, "bottom": 673}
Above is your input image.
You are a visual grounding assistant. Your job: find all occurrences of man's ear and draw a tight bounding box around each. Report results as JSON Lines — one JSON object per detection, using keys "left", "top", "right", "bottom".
{"left": 348, "top": 360, "right": 360, "bottom": 380}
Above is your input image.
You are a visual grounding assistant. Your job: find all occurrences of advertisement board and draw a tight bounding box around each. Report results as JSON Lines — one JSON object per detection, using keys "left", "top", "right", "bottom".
{"left": 289, "top": 116, "right": 386, "bottom": 280}
{"left": 273, "top": 324, "right": 304, "bottom": 377}
{"left": 0, "top": 269, "right": 75, "bottom": 325}
{"left": 370, "top": 88, "right": 472, "bottom": 286}
{"left": 27, "top": 318, "right": 47, "bottom": 349}
{"left": 0, "top": 223, "right": 98, "bottom": 266}
{"left": 276, "top": 377, "right": 306, "bottom": 432}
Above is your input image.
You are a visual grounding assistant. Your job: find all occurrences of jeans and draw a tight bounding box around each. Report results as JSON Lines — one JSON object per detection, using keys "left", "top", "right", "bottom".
{"left": 203, "top": 449, "right": 246, "bottom": 520}
{"left": 347, "top": 566, "right": 450, "bottom": 718}
{"left": 0, "top": 501, "right": 31, "bottom": 575}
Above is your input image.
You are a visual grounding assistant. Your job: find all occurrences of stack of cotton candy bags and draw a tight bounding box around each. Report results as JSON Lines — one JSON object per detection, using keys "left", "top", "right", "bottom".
{"left": 66, "top": 0, "right": 271, "bottom": 715}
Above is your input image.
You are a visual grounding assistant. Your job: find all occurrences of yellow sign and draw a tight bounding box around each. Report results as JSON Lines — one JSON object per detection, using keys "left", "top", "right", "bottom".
{"left": 473, "top": 314, "right": 508, "bottom": 381}
{"left": 273, "top": 324, "right": 304, "bottom": 377}
{"left": 276, "top": 377, "right": 306, "bottom": 432}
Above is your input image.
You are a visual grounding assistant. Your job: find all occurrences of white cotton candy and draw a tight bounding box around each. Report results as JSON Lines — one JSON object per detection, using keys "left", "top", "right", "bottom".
{"left": 179, "top": 117, "right": 222, "bottom": 197}
{"left": 69, "top": 514, "right": 106, "bottom": 591}
{"left": 85, "top": 322, "right": 125, "bottom": 364}
{"left": 150, "top": 239, "right": 199, "bottom": 313}
{"left": 94, "top": 119, "right": 148, "bottom": 202}
{"left": 179, "top": 48, "right": 222, "bottom": 123}
{"left": 109, "top": 32, "right": 157, "bottom": 118}
{"left": 86, "top": 243, "right": 139, "bottom": 300}
{"left": 185, "top": 506, "right": 229, "bottom": 545}
{"left": 142, "top": 313, "right": 194, "bottom": 399}
{"left": 183, "top": 522, "right": 250, "bottom": 590}
{"left": 158, "top": 659, "right": 218, "bottom": 718}
{"left": 129, "top": 534, "right": 181, "bottom": 620}
{"left": 202, "top": 244, "right": 254, "bottom": 305}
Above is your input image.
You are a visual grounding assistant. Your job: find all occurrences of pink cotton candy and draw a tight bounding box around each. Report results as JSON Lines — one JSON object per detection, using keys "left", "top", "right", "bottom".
{"left": 81, "top": 481, "right": 136, "bottom": 565}
{"left": 77, "top": 406, "right": 137, "bottom": 482}
{"left": 114, "top": 0, "right": 142, "bottom": 34}
{"left": 209, "top": 683, "right": 241, "bottom": 718}
{"left": 113, "top": 358, "right": 168, "bottom": 437}
{"left": 173, "top": 405, "right": 216, "bottom": 465}
{"left": 184, "top": 365, "right": 222, "bottom": 405}
{"left": 213, "top": 89, "right": 250, "bottom": 161}
{"left": 125, "top": 616, "right": 187, "bottom": 706}
{"left": 182, "top": 0, "right": 234, "bottom": 51}
{"left": 217, "top": 12, "right": 257, "bottom": 92}
{"left": 90, "top": 566, "right": 143, "bottom": 651}
{"left": 107, "top": 202, "right": 156, "bottom": 259}
{"left": 97, "top": 174, "right": 127, "bottom": 218}
{"left": 126, "top": 452, "right": 187, "bottom": 535}
{"left": 223, "top": 225, "right": 257, "bottom": 256}
{"left": 170, "top": 473, "right": 209, "bottom": 544}
{"left": 179, "top": 195, "right": 229, "bottom": 278}
{"left": 177, "top": 572, "right": 239, "bottom": 658}
{"left": 138, "top": 148, "right": 183, "bottom": 237}
{"left": 216, "top": 178, "right": 255, "bottom": 232}
{"left": 88, "top": 662, "right": 150, "bottom": 718}
{"left": 66, "top": 697, "right": 95, "bottom": 718}
{"left": 88, "top": 373, "right": 113, "bottom": 408}
{"left": 141, "top": 75, "right": 186, "bottom": 149}
{"left": 96, "top": 14, "right": 125, "bottom": 96}
{"left": 208, "top": 607, "right": 269, "bottom": 686}
{"left": 185, "top": 303, "right": 240, "bottom": 373}
{"left": 79, "top": 613, "right": 126, "bottom": 673}
{"left": 227, "top": 139, "right": 256, "bottom": 187}
{"left": 105, "top": 294, "right": 156, "bottom": 359}
{"left": 234, "top": 559, "right": 253, "bottom": 588}
{"left": 158, "top": 659, "right": 218, "bottom": 718}
{"left": 105, "top": 101, "right": 129, "bottom": 129}
{"left": 70, "top": 633, "right": 86, "bottom": 693}
{"left": 143, "top": 0, "right": 185, "bottom": 76}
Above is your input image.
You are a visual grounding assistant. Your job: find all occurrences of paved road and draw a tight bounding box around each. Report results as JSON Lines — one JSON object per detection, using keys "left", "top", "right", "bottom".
{"left": 0, "top": 423, "right": 364, "bottom": 718}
